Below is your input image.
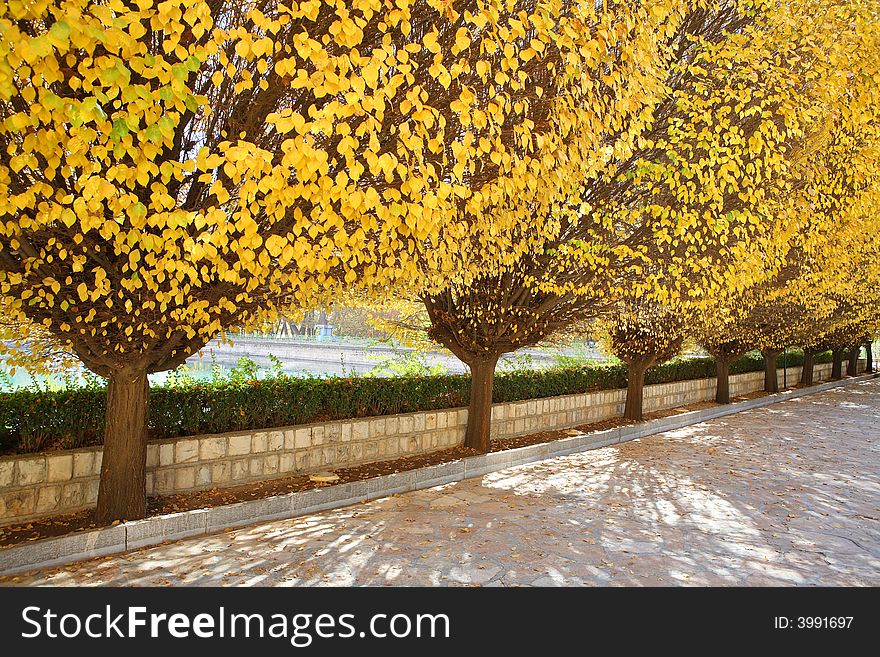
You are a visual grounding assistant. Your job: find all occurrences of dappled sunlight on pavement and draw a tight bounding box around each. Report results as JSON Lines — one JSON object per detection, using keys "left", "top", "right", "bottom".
{"left": 3, "top": 380, "right": 878, "bottom": 587}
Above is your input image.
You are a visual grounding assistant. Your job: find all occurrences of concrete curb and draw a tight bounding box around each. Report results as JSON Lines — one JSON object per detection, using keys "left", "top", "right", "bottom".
{"left": 2, "top": 373, "right": 875, "bottom": 576}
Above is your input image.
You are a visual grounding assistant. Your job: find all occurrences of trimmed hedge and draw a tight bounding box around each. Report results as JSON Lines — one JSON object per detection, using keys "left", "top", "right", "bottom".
{"left": 0, "top": 350, "right": 831, "bottom": 454}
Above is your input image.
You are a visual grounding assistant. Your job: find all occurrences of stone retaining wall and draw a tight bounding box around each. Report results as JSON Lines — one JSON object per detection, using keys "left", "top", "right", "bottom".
{"left": 0, "top": 360, "right": 852, "bottom": 525}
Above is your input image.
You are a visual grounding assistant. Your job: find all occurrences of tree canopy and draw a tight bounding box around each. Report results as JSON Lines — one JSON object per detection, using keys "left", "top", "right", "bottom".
{"left": 0, "top": 0, "right": 878, "bottom": 520}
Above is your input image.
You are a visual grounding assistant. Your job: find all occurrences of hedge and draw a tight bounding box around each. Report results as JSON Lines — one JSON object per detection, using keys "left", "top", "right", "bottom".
{"left": 0, "top": 350, "right": 831, "bottom": 455}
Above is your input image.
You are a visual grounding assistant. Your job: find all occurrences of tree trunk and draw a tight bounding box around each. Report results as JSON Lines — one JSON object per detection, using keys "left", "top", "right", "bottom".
{"left": 624, "top": 361, "right": 650, "bottom": 421}
{"left": 867, "top": 342, "right": 874, "bottom": 373}
{"left": 762, "top": 350, "right": 780, "bottom": 393}
{"left": 831, "top": 350, "right": 843, "bottom": 380}
{"left": 846, "top": 347, "right": 859, "bottom": 376}
{"left": 715, "top": 356, "right": 732, "bottom": 404}
{"left": 799, "top": 349, "right": 815, "bottom": 386}
{"left": 95, "top": 370, "right": 150, "bottom": 524}
{"left": 464, "top": 355, "right": 499, "bottom": 453}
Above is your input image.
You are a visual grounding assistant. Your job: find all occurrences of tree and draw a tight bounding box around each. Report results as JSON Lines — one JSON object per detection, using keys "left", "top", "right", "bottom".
{"left": 689, "top": 242, "right": 788, "bottom": 402}
{"left": 599, "top": 300, "right": 685, "bottom": 420}
{"left": 410, "top": 0, "right": 686, "bottom": 451}
{"left": 420, "top": 0, "right": 865, "bottom": 449}
{"left": 3, "top": 0, "right": 563, "bottom": 520}
{"left": 704, "top": 336, "right": 751, "bottom": 404}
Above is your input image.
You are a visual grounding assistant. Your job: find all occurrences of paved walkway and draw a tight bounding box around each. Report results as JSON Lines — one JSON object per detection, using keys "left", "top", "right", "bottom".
{"left": 3, "top": 380, "right": 879, "bottom": 586}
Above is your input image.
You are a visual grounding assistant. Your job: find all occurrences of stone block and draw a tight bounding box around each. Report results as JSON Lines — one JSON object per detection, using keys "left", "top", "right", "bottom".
{"left": 384, "top": 417, "right": 398, "bottom": 435}
{"left": 294, "top": 450, "right": 310, "bottom": 470}
{"left": 228, "top": 434, "right": 251, "bottom": 456}
{"left": 248, "top": 457, "right": 265, "bottom": 477}
{"left": 145, "top": 445, "right": 159, "bottom": 470}
{"left": 397, "top": 416, "right": 414, "bottom": 434}
{"left": 46, "top": 454, "right": 73, "bottom": 483}
{"left": 280, "top": 453, "right": 296, "bottom": 473}
{"left": 411, "top": 461, "right": 462, "bottom": 488}
{"left": 195, "top": 464, "right": 212, "bottom": 487}
{"left": 84, "top": 479, "right": 99, "bottom": 504}
{"left": 244, "top": 494, "right": 294, "bottom": 520}
{"left": 1, "top": 489, "right": 35, "bottom": 518}
{"left": 309, "top": 447, "right": 325, "bottom": 467}
{"left": 264, "top": 454, "right": 280, "bottom": 475}
{"left": 364, "top": 441, "right": 379, "bottom": 460}
{"left": 231, "top": 459, "right": 249, "bottom": 482}
{"left": 295, "top": 484, "right": 356, "bottom": 515}
{"left": 268, "top": 430, "right": 284, "bottom": 451}
{"left": 340, "top": 422, "right": 352, "bottom": 442}
{"left": 324, "top": 424, "right": 340, "bottom": 443}
{"left": 294, "top": 428, "right": 311, "bottom": 449}
{"left": 311, "top": 426, "right": 325, "bottom": 446}
{"left": 175, "top": 466, "right": 195, "bottom": 490}
{"left": 413, "top": 414, "right": 426, "bottom": 432}
{"left": 283, "top": 429, "right": 297, "bottom": 450}
{"left": 251, "top": 432, "right": 268, "bottom": 453}
{"left": 437, "top": 412, "right": 448, "bottom": 429}
{"left": 358, "top": 471, "right": 413, "bottom": 497}
{"left": 16, "top": 457, "right": 46, "bottom": 486}
{"left": 174, "top": 439, "right": 199, "bottom": 464}
{"left": 212, "top": 461, "right": 231, "bottom": 484}
{"left": 35, "top": 485, "right": 61, "bottom": 514}
{"left": 125, "top": 510, "right": 207, "bottom": 550}
{"left": 367, "top": 418, "right": 384, "bottom": 439}
{"left": 424, "top": 413, "right": 437, "bottom": 430}
{"left": 0, "top": 460, "right": 14, "bottom": 487}
{"left": 60, "top": 482, "right": 85, "bottom": 508}
{"left": 205, "top": 500, "right": 276, "bottom": 533}
{"left": 0, "top": 525, "right": 126, "bottom": 576}
{"left": 352, "top": 421, "right": 369, "bottom": 441}
{"left": 462, "top": 454, "right": 493, "bottom": 479}
{"left": 159, "top": 443, "right": 175, "bottom": 466}
{"left": 199, "top": 436, "right": 227, "bottom": 461}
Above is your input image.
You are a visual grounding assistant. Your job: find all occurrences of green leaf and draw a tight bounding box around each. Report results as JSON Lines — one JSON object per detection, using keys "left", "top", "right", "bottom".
{"left": 110, "top": 118, "right": 129, "bottom": 141}
{"left": 49, "top": 21, "right": 71, "bottom": 41}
